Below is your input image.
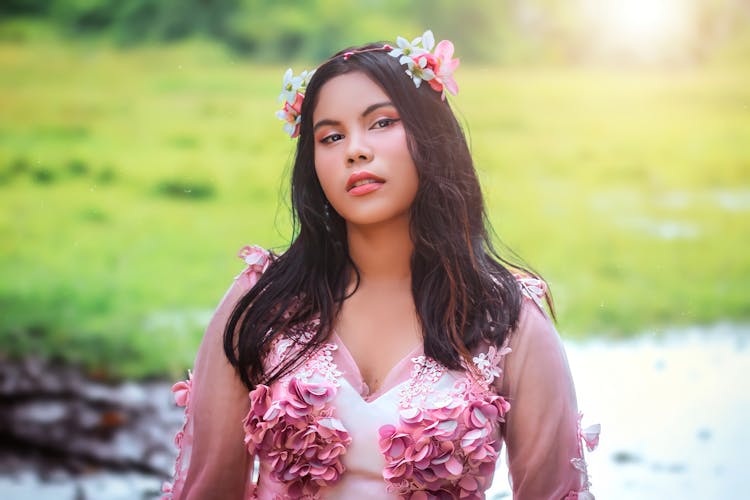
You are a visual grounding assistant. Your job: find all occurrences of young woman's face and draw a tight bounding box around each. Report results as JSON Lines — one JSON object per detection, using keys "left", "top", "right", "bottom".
{"left": 312, "top": 72, "right": 419, "bottom": 228}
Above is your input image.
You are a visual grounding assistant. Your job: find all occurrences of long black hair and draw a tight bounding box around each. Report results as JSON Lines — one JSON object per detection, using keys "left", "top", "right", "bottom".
{"left": 225, "top": 43, "right": 548, "bottom": 391}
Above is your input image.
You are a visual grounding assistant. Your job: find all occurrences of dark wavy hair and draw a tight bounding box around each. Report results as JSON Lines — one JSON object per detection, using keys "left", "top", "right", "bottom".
{"left": 225, "top": 43, "right": 549, "bottom": 391}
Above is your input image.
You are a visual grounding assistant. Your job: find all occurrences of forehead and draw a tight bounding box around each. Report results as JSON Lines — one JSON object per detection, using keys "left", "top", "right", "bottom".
{"left": 312, "top": 72, "right": 390, "bottom": 120}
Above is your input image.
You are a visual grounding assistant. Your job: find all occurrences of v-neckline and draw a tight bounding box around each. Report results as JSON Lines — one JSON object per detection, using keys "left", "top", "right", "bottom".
{"left": 331, "top": 332, "right": 423, "bottom": 404}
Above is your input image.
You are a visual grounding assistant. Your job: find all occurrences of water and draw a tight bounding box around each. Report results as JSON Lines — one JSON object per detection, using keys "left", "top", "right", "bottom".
{"left": 1, "top": 323, "right": 748, "bottom": 499}
{"left": 488, "top": 322, "right": 750, "bottom": 499}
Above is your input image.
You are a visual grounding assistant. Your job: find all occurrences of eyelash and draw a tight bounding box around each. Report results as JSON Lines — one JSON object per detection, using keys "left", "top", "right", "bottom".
{"left": 321, "top": 133, "right": 344, "bottom": 144}
{"left": 320, "top": 118, "right": 400, "bottom": 144}
{"left": 373, "top": 118, "right": 398, "bottom": 129}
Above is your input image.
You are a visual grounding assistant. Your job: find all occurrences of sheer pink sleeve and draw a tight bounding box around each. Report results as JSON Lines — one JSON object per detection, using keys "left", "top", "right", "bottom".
{"left": 499, "top": 280, "right": 599, "bottom": 500}
{"left": 162, "top": 246, "right": 270, "bottom": 500}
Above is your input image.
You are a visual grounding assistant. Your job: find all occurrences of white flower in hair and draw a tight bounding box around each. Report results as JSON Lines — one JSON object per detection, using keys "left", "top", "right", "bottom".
{"left": 276, "top": 68, "right": 314, "bottom": 138}
{"left": 276, "top": 107, "right": 301, "bottom": 137}
{"left": 405, "top": 55, "right": 435, "bottom": 88}
{"left": 421, "top": 30, "right": 435, "bottom": 51}
{"left": 278, "top": 68, "right": 305, "bottom": 104}
{"left": 301, "top": 69, "right": 315, "bottom": 86}
{"left": 389, "top": 34, "right": 428, "bottom": 65}
{"left": 273, "top": 29, "right": 460, "bottom": 139}
{"left": 389, "top": 29, "right": 460, "bottom": 100}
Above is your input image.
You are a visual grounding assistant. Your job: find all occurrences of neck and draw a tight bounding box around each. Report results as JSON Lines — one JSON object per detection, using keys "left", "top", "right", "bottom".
{"left": 346, "top": 217, "right": 413, "bottom": 289}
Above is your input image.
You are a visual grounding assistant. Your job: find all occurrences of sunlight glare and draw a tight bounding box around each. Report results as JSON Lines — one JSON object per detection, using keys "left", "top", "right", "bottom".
{"left": 611, "top": 0, "right": 677, "bottom": 43}
{"left": 581, "top": 0, "right": 693, "bottom": 63}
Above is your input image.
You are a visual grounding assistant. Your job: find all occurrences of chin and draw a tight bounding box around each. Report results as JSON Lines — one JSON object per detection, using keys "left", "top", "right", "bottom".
{"left": 341, "top": 208, "right": 411, "bottom": 228}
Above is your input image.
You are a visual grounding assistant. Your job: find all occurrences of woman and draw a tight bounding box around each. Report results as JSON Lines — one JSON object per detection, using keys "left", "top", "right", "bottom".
{"left": 164, "top": 31, "right": 599, "bottom": 500}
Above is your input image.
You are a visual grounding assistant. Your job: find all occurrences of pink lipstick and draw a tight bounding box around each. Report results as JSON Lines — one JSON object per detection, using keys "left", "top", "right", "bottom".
{"left": 346, "top": 171, "right": 385, "bottom": 196}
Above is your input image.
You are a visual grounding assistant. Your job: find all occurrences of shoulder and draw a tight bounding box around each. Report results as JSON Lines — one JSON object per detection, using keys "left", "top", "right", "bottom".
{"left": 514, "top": 272, "right": 559, "bottom": 345}
{"left": 471, "top": 272, "right": 553, "bottom": 387}
{"left": 478, "top": 270, "right": 553, "bottom": 353}
{"left": 498, "top": 274, "right": 573, "bottom": 396}
{"left": 234, "top": 244, "right": 273, "bottom": 291}
{"left": 512, "top": 271, "right": 549, "bottom": 314}
{"left": 502, "top": 272, "right": 565, "bottom": 370}
{"left": 506, "top": 270, "right": 553, "bottom": 335}
{"left": 208, "top": 244, "right": 273, "bottom": 321}
{"left": 513, "top": 297, "right": 560, "bottom": 355}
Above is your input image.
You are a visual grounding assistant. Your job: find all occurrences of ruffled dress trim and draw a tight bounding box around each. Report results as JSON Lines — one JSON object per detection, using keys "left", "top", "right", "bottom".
{"left": 565, "top": 413, "right": 600, "bottom": 499}
{"left": 161, "top": 371, "right": 194, "bottom": 499}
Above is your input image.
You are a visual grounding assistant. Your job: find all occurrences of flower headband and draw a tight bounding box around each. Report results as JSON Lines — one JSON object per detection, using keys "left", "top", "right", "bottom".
{"left": 276, "top": 30, "right": 459, "bottom": 138}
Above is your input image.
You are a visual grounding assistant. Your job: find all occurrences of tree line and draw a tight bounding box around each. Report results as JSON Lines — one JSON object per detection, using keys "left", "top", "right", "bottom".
{"left": 2, "top": 0, "right": 748, "bottom": 64}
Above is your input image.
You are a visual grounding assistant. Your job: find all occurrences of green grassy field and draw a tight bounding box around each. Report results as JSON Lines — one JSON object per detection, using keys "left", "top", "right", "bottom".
{"left": 1, "top": 39, "right": 748, "bottom": 379}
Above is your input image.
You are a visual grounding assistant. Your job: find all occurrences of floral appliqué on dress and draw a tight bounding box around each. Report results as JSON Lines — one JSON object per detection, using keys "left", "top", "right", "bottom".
{"left": 514, "top": 273, "right": 601, "bottom": 500}
{"left": 379, "top": 345, "right": 511, "bottom": 499}
{"left": 243, "top": 329, "right": 352, "bottom": 499}
{"left": 161, "top": 371, "right": 194, "bottom": 499}
{"left": 565, "top": 413, "right": 600, "bottom": 500}
{"left": 165, "top": 252, "right": 601, "bottom": 499}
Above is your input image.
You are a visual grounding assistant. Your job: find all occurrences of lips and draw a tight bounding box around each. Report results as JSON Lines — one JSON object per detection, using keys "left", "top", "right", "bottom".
{"left": 346, "top": 171, "right": 385, "bottom": 192}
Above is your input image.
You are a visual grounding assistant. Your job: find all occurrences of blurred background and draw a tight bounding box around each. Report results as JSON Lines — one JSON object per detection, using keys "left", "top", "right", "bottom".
{"left": 0, "top": 1, "right": 748, "bottom": 498}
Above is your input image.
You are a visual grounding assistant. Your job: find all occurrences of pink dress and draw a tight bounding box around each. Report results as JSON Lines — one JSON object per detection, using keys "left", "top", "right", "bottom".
{"left": 163, "top": 246, "right": 599, "bottom": 500}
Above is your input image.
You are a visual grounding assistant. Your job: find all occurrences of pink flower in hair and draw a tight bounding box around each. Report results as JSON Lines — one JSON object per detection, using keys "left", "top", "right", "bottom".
{"left": 276, "top": 68, "right": 314, "bottom": 138}
{"left": 428, "top": 40, "right": 460, "bottom": 98}
{"left": 407, "top": 51, "right": 437, "bottom": 88}
{"left": 275, "top": 91, "right": 304, "bottom": 138}
{"left": 389, "top": 29, "right": 461, "bottom": 99}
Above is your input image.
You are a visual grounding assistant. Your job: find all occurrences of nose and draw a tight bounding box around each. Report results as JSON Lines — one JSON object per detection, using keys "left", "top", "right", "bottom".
{"left": 345, "top": 132, "right": 373, "bottom": 166}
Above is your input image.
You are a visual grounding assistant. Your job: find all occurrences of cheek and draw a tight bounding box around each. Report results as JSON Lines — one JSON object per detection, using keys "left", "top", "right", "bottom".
{"left": 379, "top": 137, "right": 419, "bottom": 202}
{"left": 391, "top": 131, "right": 417, "bottom": 171}
{"left": 392, "top": 143, "right": 419, "bottom": 196}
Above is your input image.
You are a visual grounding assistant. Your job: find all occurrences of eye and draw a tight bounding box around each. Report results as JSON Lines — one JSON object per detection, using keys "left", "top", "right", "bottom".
{"left": 320, "top": 133, "right": 344, "bottom": 144}
{"left": 372, "top": 118, "right": 399, "bottom": 129}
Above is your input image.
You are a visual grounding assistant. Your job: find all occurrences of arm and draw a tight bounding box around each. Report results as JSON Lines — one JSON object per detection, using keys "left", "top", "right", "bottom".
{"left": 500, "top": 296, "right": 598, "bottom": 500}
{"left": 163, "top": 246, "right": 270, "bottom": 500}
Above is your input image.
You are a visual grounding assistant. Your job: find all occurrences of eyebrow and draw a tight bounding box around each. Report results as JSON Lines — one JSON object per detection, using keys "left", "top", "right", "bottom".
{"left": 313, "top": 101, "right": 395, "bottom": 132}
